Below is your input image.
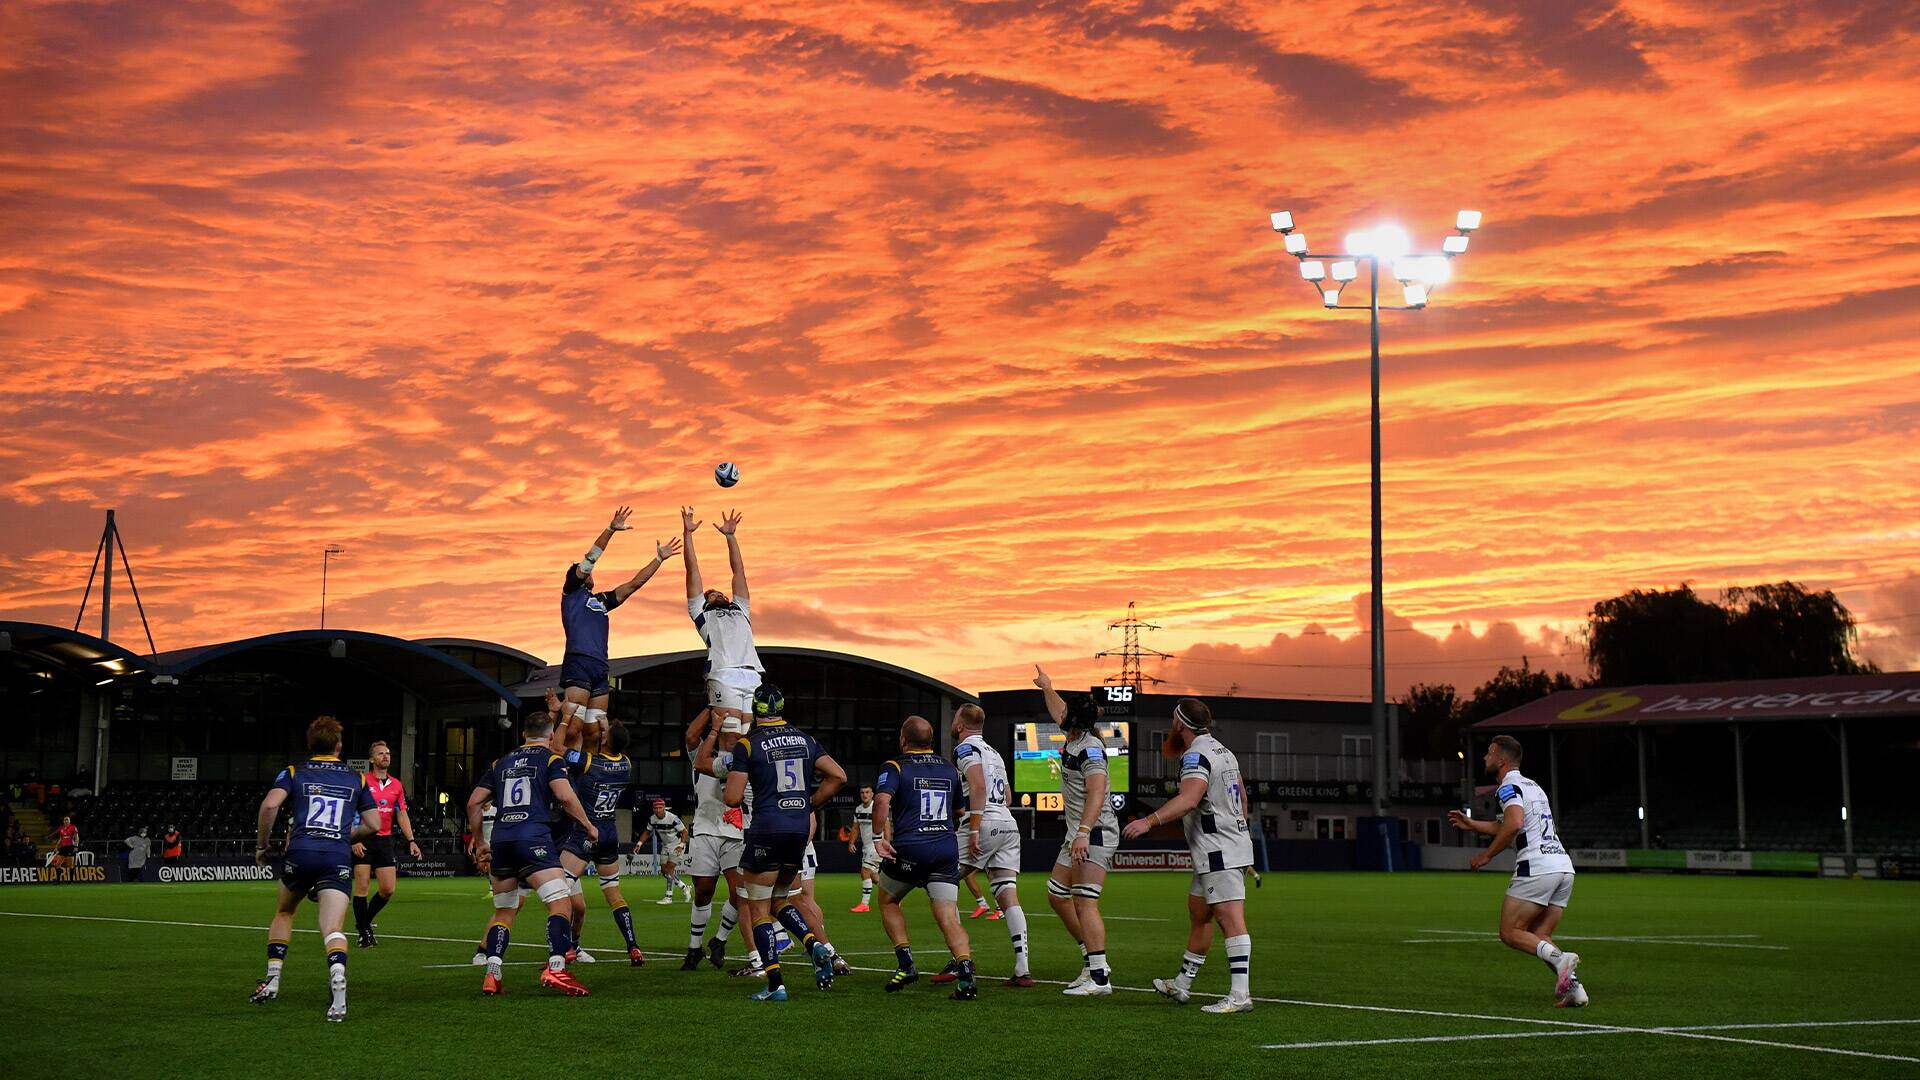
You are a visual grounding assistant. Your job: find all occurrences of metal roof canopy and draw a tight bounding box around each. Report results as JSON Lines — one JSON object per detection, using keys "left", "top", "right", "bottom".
{"left": 0, "top": 620, "right": 151, "bottom": 686}
{"left": 1472, "top": 672, "right": 1920, "bottom": 732}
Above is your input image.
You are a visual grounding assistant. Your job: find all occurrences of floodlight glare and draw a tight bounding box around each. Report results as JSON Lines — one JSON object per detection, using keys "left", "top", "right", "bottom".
{"left": 1370, "top": 224, "right": 1410, "bottom": 260}
{"left": 1345, "top": 230, "right": 1374, "bottom": 256}
{"left": 1270, "top": 210, "right": 1295, "bottom": 232}
{"left": 1284, "top": 233, "right": 1308, "bottom": 255}
{"left": 1322, "top": 288, "right": 1341, "bottom": 307}
{"left": 1331, "top": 259, "right": 1358, "bottom": 281}
{"left": 1443, "top": 234, "right": 1469, "bottom": 255}
{"left": 1456, "top": 209, "right": 1482, "bottom": 231}
{"left": 1402, "top": 283, "right": 1429, "bottom": 307}
{"left": 1418, "top": 255, "right": 1451, "bottom": 284}
{"left": 1299, "top": 260, "right": 1326, "bottom": 281}
{"left": 1391, "top": 256, "right": 1419, "bottom": 282}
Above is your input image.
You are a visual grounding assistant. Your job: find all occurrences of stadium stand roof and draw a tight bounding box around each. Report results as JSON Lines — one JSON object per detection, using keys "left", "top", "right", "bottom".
{"left": 1474, "top": 671, "right": 1920, "bottom": 731}
{"left": 0, "top": 620, "right": 153, "bottom": 686}
{"left": 506, "top": 645, "right": 976, "bottom": 703}
{"left": 149, "top": 628, "right": 522, "bottom": 707}
{"left": 412, "top": 636, "right": 546, "bottom": 670}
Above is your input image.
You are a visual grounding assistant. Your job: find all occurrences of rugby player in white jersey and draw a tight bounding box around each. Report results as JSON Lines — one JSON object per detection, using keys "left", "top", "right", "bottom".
{"left": 1449, "top": 735, "right": 1587, "bottom": 1007}
{"left": 849, "top": 786, "right": 879, "bottom": 912}
{"left": 1035, "top": 666, "right": 1119, "bottom": 996}
{"left": 683, "top": 706, "right": 751, "bottom": 970}
{"left": 643, "top": 800, "right": 692, "bottom": 904}
{"left": 1125, "top": 699, "right": 1255, "bottom": 1013}
{"left": 949, "top": 702, "right": 1032, "bottom": 986}
{"left": 682, "top": 506, "right": 764, "bottom": 713}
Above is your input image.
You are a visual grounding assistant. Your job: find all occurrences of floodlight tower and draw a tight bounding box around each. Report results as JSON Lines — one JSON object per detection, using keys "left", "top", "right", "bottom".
{"left": 1268, "top": 208, "right": 1481, "bottom": 817}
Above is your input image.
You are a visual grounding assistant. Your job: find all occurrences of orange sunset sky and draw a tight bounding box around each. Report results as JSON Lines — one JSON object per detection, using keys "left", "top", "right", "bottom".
{"left": 2, "top": 1, "right": 1918, "bottom": 700}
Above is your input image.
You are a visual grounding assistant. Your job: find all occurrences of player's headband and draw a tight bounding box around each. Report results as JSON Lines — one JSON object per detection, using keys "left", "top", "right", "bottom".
{"left": 1173, "top": 702, "right": 1204, "bottom": 731}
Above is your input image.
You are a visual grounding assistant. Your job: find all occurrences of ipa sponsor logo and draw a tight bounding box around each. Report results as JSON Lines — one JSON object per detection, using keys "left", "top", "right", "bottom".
{"left": 158, "top": 864, "right": 277, "bottom": 883}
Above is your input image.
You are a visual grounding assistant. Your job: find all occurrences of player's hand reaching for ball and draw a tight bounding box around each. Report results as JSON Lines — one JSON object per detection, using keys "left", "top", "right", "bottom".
{"left": 609, "top": 505, "right": 633, "bottom": 531}
{"left": 544, "top": 688, "right": 562, "bottom": 717}
{"left": 1033, "top": 665, "right": 1053, "bottom": 692}
{"left": 714, "top": 509, "right": 742, "bottom": 536}
{"left": 681, "top": 506, "right": 701, "bottom": 532}
{"left": 656, "top": 537, "right": 683, "bottom": 562}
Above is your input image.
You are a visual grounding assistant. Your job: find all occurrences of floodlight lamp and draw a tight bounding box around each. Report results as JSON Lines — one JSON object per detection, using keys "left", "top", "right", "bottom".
{"left": 1322, "top": 288, "right": 1341, "bottom": 308}
{"left": 1391, "top": 256, "right": 1419, "bottom": 282}
{"left": 1270, "top": 210, "right": 1295, "bottom": 233}
{"left": 1299, "top": 260, "right": 1326, "bottom": 281}
{"left": 1456, "top": 209, "right": 1482, "bottom": 232}
{"left": 1402, "top": 283, "right": 1429, "bottom": 307}
{"left": 1443, "top": 234, "right": 1469, "bottom": 255}
{"left": 1371, "top": 224, "right": 1410, "bottom": 260}
{"left": 1419, "top": 255, "right": 1451, "bottom": 284}
{"left": 1284, "top": 233, "right": 1308, "bottom": 255}
{"left": 1345, "top": 230, "right": 1374, "bottom": 256}
{"left": 1330, "top": 260, "right": 1358, "bottom": 282}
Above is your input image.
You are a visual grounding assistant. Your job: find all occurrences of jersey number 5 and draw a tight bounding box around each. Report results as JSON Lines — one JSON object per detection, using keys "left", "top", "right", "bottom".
{"left": 777, "top": 759, "right": 806, "bottom": 793}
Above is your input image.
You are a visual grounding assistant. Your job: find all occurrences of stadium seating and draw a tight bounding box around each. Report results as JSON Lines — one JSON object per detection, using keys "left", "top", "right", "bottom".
{"left": 68, "top": 781, "right": 262, "bottom": 850}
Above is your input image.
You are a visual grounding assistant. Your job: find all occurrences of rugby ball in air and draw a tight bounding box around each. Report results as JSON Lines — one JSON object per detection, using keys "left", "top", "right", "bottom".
{"left": 715, "top": 461, "right": 740, "bottom": 488}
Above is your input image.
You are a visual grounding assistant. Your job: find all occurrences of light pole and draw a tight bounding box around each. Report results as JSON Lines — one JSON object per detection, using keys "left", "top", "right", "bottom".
{"left": 1268, "top": 208, "right": 1481, "bottom": 819}
{"left": 321, "top": 545, "right": 345, "bottom": 629}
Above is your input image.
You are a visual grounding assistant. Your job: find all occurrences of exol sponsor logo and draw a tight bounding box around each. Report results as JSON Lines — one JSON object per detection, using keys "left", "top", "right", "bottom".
{"left": 1558, "top": 692, "right": 1641, "bottom": 720}
{"left": 0, "top": 865, "right": 110, "bottom": 884}
{"left": 158, "top": 864, "right": 278, "bottom": 883}
{"left": 1642, "top": 687, "right": 1920, "bottom": 713}
{"left": 1111, "top": 850, "right": 1194, "bottom": 872}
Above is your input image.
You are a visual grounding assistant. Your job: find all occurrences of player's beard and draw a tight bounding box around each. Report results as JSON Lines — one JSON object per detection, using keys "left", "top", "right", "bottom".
{"left": 1162, "top": 730, "right": 1181, "bottom": 760}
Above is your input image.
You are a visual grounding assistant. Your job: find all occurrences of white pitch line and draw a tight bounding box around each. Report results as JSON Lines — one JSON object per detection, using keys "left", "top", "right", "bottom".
{"left": 1417, "top": 930, "right": 1762, "bottom": 939}
{"left": 1263, "top": 1020, "right": 1920, "bottom": 1064}
{"left": 9, "top": 910, "right": 1913, "bottom": 1064}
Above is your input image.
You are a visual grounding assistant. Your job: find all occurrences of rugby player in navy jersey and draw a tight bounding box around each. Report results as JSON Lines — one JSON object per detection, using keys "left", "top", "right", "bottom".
{"left": 250, "top": 716, "right": 381, "bottom": 1022}
{"left": 559, "top": 719, "right": 644, "bottom": 966}
{"left": 721, "top": 683, "right": 848, "bottom": 1001}
{"left": 466, "top": 698, "right": 602, "bottom": 998}
{"left": 560, "top": 505, "right": 680, "bottom": 737}
{"left": 873, "top": 716, "right": 976, "bottom": 1000}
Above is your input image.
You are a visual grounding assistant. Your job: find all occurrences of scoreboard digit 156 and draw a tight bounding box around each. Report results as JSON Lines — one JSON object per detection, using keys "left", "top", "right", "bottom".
{"left": 1093, "top": 684, "right": 1136, "bottom": 716}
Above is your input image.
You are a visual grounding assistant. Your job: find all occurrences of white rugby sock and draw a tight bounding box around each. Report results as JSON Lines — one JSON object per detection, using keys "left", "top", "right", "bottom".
{"left": 1088, "top": 949, "right": 1110, "bottom": 984}
{"left": 688, "top": 904, "right": 712, "bottom": 950}
{"left": 860, "top": 880, "right": 873, "bottom": 903}
{"left": 1226, "top": 935, "right": 1251, "bottom": 998}
{"left": 716, "top": 903, "right": 738, "bottom": 943}
{"left": 1174, "top": 949, "right": 1206, "bottom": 991}
{"left": 1004, "top": 905, "right": 1029, "bottom": 976}
{"left": 1536, "top": 940, "right": 1563, "bottom": 967}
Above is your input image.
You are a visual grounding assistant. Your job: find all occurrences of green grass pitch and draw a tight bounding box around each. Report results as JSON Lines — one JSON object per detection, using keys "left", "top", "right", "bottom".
{"left": 3, "top": 871, "right": 1915, "bottom": 1078}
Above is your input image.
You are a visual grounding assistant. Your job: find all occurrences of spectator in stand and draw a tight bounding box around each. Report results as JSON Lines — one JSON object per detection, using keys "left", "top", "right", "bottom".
{"left": 48, "top": 816, "right": 79, "bottom": 870}
{"left": 126, "top": 827, "right": 151, "bottom": 882}
{"left": 72, "top": 766, "right": 94, "bottom": 797}
{"left": 162, "top": 824, "right": 184, "bottom": 862}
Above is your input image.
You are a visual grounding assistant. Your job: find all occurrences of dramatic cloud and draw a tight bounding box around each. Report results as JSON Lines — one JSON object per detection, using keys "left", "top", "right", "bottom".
{"left": 1, "top": 0, "right": 1916, "bottom": 700}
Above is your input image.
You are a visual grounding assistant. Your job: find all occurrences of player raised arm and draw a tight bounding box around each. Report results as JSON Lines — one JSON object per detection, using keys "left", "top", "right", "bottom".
{"left": 681, "top": 506, "right": 705, "bottom": 600}
{"left": 573, "top": 506, "right": 634, "bottom": 586}
{"left": 255, "top": 786, "right": 289, "bottom": 865}
{"left": 1034, "top": 665, "right": 1068, "bottom": 724}
{"left": 811, "top": 752, "right": 846, "bottom": 808}
{"left": 1123, "top": 775, "right": 1208, "bottom": 840}
{"left": 543, "top": 689, "right": 572, "bottom": 755}
{"left": 714, "top": 510, "right": 747, "bottom": 602}
{"left": 610, "top": 536, "right": 682, "bottom": 606}
{"left": 685, "top": 706, "right": 716, "bottom": 753}
{"left": 1466, "top": 803, "right": 1525, "bottom": 870}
